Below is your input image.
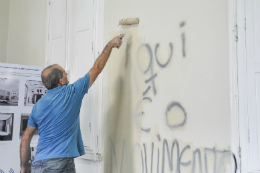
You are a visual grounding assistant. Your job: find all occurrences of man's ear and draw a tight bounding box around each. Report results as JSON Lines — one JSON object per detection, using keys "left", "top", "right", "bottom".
{"left": 59, "top": 78, "right": 63, "bottom": 85}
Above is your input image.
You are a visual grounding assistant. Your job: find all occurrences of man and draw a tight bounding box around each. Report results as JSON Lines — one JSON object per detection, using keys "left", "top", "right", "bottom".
{"left": 20, "top": 34, "right": 124, "bottom": 173}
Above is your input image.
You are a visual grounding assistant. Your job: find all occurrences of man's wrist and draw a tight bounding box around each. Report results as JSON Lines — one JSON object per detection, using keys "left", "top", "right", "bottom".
{"left": 103, "top": 43, "right": 113, "bottom": 54}
{"left": 106, "top": 41, "right": 114, "bottom": 49}
{"left": 21, "top": 166, "right": 28, "bottom": 172}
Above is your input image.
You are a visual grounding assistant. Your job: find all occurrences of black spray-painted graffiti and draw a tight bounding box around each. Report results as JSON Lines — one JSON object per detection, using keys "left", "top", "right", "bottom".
{"left": 135, "top": 100, "right": 187, "bottom": 132}
{"left": 135, "top": 98, "right": 152, "bottom": 133}
{"left": 135, "top": 22, "right": 187, "bottom": 133}
{"left": 165, "top": 102, "right": 187, "bottom": 129}
{"left": 108, "top": 137, "right": 237, "bottom": 173}
{"left": 108, "top": 21, "right": 238, "bottom": 173}
{"left": 155, "top": 43, "right": 173, "bottom": 68}
{"left": 137, "top": 44, "right": 158, "bottom": 96}
{"left": 136, "top": 42, "right": 174, "bottom": 97}
{"left": 180, "top": 21, "right": 186, "bottom": 57}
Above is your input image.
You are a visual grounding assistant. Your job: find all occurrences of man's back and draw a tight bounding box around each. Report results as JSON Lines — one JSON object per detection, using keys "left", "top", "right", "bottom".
{"left": 28, "top": 73, "right": 90, "bottom": 162}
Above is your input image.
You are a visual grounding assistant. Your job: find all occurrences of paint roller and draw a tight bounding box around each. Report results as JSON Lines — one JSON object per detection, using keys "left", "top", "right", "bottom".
{"left": 117, "top": 18, "right": 139, "bottom": 48}
{"left": 119, "top": 18, "right": 139, "bottom": 26}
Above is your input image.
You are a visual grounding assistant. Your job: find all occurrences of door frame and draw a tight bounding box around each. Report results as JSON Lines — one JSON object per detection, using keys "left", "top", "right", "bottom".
{"left": 229, "top": 0, "right": 260, "bottom": 172}
{"left": 237, "top": 0, "right": 260, "bottom": 172}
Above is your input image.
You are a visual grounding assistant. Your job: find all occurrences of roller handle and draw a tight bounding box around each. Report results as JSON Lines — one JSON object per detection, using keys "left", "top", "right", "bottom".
{"left": 117, "top": 34, "right": 123, "bottom": 48}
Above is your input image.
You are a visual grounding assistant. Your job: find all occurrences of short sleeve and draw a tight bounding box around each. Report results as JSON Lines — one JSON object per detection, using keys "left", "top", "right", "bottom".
{"left": 72, "top": 73, "right": 90, "bottom": 97}
{"left": 28, "top": 106, "right": 37, "bottom": 127}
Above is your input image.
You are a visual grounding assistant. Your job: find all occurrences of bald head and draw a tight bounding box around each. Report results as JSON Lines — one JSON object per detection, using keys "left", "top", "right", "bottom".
{"left": 41, "top": 64, "right": 63, "bottom": 90}
{"left": 42, "top": 64, "right": 58, "bottom": 78}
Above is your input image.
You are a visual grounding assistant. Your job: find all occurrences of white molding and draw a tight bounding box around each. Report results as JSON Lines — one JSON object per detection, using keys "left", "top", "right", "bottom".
{"left": 88, "top": 0, "right": 104, "bottom": 162}
{"left": 236, "top": 0, "right": 252, "bottom": 172}
{"left": 229, "top": 0, "right": 240, "bottom": 173}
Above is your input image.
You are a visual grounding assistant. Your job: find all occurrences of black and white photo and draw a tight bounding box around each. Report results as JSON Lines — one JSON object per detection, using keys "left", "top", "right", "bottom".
{"left": 20, "top": 114, "right": 39, "bottom": 139}
{"left": 24, "top": 80, "right": 47, "bottom": 106}
{"left": 0, "top": 113, "right": 14, "bottom": 141}
{"left": 0, "top": 78, "right": 19, "bottom": 106}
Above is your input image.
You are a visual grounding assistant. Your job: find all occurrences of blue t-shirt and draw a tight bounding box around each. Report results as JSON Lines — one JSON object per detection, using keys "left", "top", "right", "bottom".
{"left": 28, "top": 73, "right": 90, "bottom": 162}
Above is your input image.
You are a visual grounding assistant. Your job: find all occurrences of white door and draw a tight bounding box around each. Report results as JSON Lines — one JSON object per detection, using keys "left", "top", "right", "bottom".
{"left": 70, "top": 0, "right": 94, "bottom": 149}
{"left": 245, "top": 0, "right": 260, "bottom": 171}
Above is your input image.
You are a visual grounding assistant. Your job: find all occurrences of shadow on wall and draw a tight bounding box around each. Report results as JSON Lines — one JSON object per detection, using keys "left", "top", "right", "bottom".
{"left": 104, "top": 29, "right": 144, "bottom": 173}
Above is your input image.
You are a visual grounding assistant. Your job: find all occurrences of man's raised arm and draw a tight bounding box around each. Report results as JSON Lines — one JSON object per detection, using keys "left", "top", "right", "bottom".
{"left": 88, "top": 34, "right": 125, "bottom": 88}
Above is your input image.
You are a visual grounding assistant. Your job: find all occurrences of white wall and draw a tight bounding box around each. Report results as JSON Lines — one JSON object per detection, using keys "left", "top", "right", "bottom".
{"left": 0, "top": 0, "right": 10, "bottom": 63}
{"left": 6, "top": 0, "right": 47, "bottom": 67}
{"left": 101, "top": 0, "right": 234, "bottom": 173}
